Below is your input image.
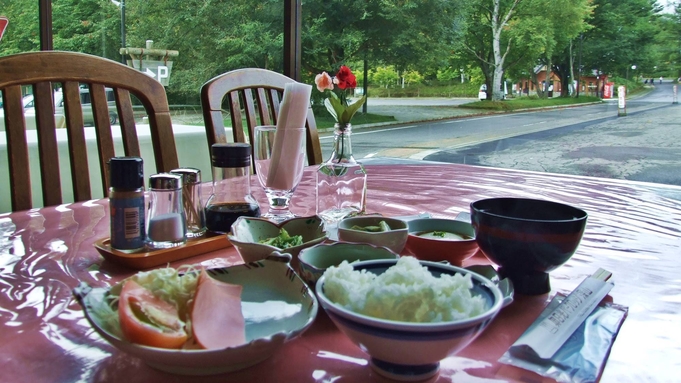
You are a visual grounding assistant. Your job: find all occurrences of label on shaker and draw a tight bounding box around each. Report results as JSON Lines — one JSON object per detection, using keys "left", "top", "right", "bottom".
{"left": 110, "top": 196, "right": 145, "bottom": 250}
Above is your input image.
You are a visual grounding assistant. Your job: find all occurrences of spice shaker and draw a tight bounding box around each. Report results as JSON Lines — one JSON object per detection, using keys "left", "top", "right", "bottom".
{"left": 170, "top": 167, "right": 206, "bottom": 239}
{"left": 205, "top": 143, "right": 261, "bottom": 234}
{"left": 146, "top": 173, "right": 186, "bottom": 249}
{"left": 109, "top": 156, "right": 145, "bottom": 251}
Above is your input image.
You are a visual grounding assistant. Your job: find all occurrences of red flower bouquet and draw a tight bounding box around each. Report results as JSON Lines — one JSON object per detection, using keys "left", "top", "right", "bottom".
{"left": 315, "top": 65, "right": 366, "bottom": 125}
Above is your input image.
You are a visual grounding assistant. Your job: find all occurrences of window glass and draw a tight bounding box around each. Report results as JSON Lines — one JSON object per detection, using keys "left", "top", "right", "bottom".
{"left": 1, "top": 0, "right": 680, "bottom": 211}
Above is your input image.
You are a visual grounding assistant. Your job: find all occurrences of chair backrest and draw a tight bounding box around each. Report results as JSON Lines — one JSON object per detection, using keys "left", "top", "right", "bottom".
{"left": 0, "top": 51, "right": 179, "bottom": 211}
{"left": 200, "top": 68, "right": 323, "bottom": 169}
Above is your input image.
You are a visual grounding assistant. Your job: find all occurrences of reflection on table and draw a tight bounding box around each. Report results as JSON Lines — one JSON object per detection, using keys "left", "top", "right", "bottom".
{"left": 1, "top": 163, "right": 680, "bottom": 382}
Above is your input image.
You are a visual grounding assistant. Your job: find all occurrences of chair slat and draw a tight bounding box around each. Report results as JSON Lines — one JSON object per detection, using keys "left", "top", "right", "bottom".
{"left": 305, "top": 109, "right": 323, "bottom": 164}
{"left": 115, "top": 88, "right": 141, "bottom": 158}
{"left": 255, "top": 88, "right": 273, "bottom": 127}
{"left": 34, "top": 82, "right": 63, "bottom": 207}
{"left": 268, "top": 89, "right": 281, "bottom": 122}
{"left": 200, "top": 68, "right": 323, "bottom": 168}
{"left": 147, "top": 111, "right": 179, "bottom": 172}
{"left": 242, "top": 89, "right": 259, "bottom": 143}
{"left": 0, "top": 51, "right": 180, "bottom": 211}
{"left": 89, "top": 83, "right": 117, "bottom": 194}
{"left": 3, "top": 86, "right": 32, "bottom": 211}
{"left": 228, "top": 91, "right": 245, "bottom": 143}
{"left": 62, "top": 81, "right": 92, "bottom": 202}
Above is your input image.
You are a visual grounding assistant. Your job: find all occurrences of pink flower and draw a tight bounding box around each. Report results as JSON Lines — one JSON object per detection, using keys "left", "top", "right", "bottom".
{"left": 315, "top": 72, "right": 334, "bottom": 92}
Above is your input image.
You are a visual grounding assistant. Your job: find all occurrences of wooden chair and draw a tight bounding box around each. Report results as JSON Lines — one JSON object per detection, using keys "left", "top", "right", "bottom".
{"left": 200, "top": 68, "right": 323, "bottom": 168}
{"left": 0, "top": 51, "right": 179, "bottom": 211}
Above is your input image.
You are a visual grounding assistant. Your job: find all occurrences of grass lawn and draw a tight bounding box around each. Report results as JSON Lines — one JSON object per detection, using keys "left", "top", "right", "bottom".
{"left": 460, "top": 95, "right": 603, "bottom": 111}
{"left": 314, "top": 110, "right": 396, "bottom": 130}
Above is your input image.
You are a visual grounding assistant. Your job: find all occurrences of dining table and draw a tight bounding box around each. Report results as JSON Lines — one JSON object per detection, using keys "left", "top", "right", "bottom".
{"left": 1, "top": 163, "right": 680, "bottom": 383}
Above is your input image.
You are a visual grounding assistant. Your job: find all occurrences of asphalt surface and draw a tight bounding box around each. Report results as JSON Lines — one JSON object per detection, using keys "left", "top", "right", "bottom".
{"left": 350, "top": 83, "right": 681, "bottom": 190}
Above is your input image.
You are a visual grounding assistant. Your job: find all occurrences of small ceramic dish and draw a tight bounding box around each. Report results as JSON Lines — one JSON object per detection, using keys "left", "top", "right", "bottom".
{"left": 227, "top": 215, "right": 327, "bottom": 264}
{"left": 73, "top": 252, "right": 317, "bottom": 376}
{"left": 298, "top": 242, "right": 400, "bottom": 286}
{"left": 337, "top": 216, "right": 409, "bottom": 254}
{"left": 405, "top": 218, "right": 479, "bottom": 266}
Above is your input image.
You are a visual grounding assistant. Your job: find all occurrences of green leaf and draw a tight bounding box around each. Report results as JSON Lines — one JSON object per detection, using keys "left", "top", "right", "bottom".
{"left": 340, "top": 96, "right": 366, "bottom": 124}
{"left": 325, "top": 96, "right": 346, "bottom": 123}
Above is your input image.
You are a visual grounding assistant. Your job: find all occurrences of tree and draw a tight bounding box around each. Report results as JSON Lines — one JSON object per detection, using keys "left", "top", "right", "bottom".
{"left": 301, "top": 0, "right": 469, "bottom": 81}
{"left": 124, "top": 0, "right": 284, "bottom": 101}
{"left": 460, "top": 0, "right": 522, "bottom": 101}
{"left": 580, "top": 0, "right": 662, "bottom": 80}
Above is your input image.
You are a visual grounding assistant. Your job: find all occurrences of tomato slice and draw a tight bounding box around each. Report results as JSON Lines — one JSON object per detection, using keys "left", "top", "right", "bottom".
{"left": 118, "top": 279, "right": 188, "bottom": 349}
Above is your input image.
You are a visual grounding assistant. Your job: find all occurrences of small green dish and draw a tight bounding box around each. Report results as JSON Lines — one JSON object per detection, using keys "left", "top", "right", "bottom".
{"left": 298, "top": 242, "right": 399, "bottom": 287}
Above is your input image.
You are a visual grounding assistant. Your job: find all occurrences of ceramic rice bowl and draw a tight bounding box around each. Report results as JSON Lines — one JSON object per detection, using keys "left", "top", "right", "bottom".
{"left": 315, "top": 258, "right": 503, "bottom": 381}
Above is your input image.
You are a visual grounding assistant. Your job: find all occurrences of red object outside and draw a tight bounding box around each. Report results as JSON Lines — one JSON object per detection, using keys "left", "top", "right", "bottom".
{"left": 603, "top": 82, "right": 615, "bottom": 98}
{"left": 0, "top": 17, "right": 7, "bottom": 42}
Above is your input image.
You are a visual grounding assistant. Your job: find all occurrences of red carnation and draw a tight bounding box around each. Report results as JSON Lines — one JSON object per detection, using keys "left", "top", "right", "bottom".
{"left": 334, "top": 65, "right": 357, "bottom": 90}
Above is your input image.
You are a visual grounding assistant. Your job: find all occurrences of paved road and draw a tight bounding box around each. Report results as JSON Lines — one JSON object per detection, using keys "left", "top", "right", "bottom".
{"left": 325, "top": 81, "right": 681, "bottom": 188}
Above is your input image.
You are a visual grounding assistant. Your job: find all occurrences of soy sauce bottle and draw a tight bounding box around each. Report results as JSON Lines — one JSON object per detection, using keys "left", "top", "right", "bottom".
{"left": 205, "top": 143, "right": 260, "bottom": 234}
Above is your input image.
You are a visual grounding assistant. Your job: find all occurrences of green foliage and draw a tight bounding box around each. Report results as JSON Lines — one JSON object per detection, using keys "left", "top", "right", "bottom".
{"left": 1, "top": 0, "right": 678, "bottom": 106}
{"left": 370, "top": 66, "right": 400, "bottom": 88}
{"left": 461, "top": 96, "right": 602, "bottom": 111}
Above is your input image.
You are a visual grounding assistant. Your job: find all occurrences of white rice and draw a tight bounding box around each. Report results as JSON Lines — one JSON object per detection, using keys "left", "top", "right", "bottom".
{"left": 322, "top": 256, "right": 487, "bottom": 323}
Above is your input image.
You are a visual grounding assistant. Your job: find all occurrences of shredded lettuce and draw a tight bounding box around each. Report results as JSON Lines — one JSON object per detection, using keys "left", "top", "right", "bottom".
{"left": 88, "top": 265, "right": 200, "bottom": 341}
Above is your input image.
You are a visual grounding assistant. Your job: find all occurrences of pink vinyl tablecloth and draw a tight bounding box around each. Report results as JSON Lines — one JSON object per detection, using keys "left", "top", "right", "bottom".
{"left": 1, "top": 163, "right": 680, "bottom": 382}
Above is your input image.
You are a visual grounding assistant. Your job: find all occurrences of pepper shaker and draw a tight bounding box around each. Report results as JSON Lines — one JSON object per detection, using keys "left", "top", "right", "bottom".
{"left": 170, "top": 167, "right": 206, "bottom": 239}
{"left": 146, "top": 173, "right": 186, "bottom": 249}
{"left": 109, "top": 157, "right": 145, "bottom": 251}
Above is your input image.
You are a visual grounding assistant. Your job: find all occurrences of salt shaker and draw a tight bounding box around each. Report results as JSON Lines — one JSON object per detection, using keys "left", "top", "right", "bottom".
{"left": 205, "top": 143, "right": 261, "bottom": 234}
{"left": 170, "top": 167, "right": 206, "bottom": 239}
{"left": 146, "top": 173, "right": 186, "bottom": 249}
{"left": 109, "top": 156, "right": 145, "bottom": 251}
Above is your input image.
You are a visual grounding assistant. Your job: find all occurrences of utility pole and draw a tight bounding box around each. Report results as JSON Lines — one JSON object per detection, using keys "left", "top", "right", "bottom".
{"left": 577, "top": 33, "right": 583, "bottom": 97}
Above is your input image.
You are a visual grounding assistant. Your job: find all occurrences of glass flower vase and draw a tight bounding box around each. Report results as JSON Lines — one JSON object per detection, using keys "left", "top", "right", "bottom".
{"left": 316, "top": 123, "right": 367, "bottom": 225}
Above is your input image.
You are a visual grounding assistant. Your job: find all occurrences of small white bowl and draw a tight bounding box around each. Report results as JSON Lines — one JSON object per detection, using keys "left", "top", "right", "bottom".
{"left": 337, "top": 216, "right": 408, "bottom": 254}
{"left": 315, "top": 258, "right": 503, "bottom": 381}
{"left": 74, "top": 253, "right": 317, "bottom": 376}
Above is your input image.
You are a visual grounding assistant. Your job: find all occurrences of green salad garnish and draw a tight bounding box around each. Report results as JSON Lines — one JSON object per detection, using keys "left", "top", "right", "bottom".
{"left": 259, "top": 228, "right": 303, "bottom": 249}
{"left": 350, "top": 220, "right": 392, "bottom": 232}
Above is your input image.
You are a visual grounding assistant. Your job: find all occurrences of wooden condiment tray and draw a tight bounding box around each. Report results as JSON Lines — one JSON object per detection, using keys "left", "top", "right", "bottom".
{"left": 94, "top": 234, "right": 232, "bottom": 269}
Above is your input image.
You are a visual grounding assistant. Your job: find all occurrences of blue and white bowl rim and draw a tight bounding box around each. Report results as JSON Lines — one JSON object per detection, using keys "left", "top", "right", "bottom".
{"left": 315, "top": 259, "right": 504, "bottom": 332}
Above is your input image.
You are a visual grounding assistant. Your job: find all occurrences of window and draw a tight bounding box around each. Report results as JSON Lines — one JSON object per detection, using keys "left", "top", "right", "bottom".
{"left": 1, "top": 0, "right": 680, "bottom": 213}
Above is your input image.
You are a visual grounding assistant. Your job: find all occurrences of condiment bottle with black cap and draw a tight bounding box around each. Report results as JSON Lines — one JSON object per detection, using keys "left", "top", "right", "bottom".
{"left": 109, "top": 156, "right": 145, "bottom": 251}
{"left": 205, "top": 143, "right": 261, "bottom": 234}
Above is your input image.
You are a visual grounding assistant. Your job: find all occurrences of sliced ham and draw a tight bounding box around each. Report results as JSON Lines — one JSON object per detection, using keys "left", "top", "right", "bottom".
{"left": 191, "top": 269, "right": 246, "bottom": 349}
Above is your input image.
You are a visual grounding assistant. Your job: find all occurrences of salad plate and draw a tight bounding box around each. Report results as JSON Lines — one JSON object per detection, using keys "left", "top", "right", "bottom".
{"left": 74, "top": 252, "right": 318, "bottom": 376}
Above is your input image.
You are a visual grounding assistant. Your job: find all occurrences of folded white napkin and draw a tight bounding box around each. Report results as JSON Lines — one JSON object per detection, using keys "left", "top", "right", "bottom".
{"left": 266, "top": 82, "right": 312, "bottom": 191}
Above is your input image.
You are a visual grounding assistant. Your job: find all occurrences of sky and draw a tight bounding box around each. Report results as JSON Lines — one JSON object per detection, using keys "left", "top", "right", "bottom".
{"left": 659, "top": 0, "right": 677, "bottom": 13}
